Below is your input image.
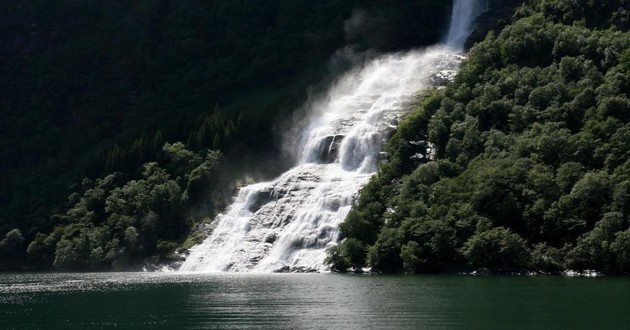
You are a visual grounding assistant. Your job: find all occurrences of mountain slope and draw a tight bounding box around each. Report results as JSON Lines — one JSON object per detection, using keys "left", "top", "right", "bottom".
{"left": 330, "top": 0, "right": 630, "bottom": 274}
{"left": 0, "top": 0, "right": 452, "bottom": 270}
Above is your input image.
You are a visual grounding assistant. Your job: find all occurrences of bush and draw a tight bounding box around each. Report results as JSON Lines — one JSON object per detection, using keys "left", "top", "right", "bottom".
{"left": 0, "top": 229, "right": 26, "bottom": 269}
{"left": 611, "top": 230, "right": 630, "bottom": 271}
{"left": 462, "top": 227, "right": 530, "bottom": 270}
{"left": 324, "top": 238, "right": 366, "bottom": 272}
{"left": 529, "top": 243, "right": 565, "bottom": 273}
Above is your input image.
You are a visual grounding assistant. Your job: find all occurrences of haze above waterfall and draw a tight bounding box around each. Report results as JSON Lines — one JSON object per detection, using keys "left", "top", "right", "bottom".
{"left": 180, "top": 0, "right": 484, "bottom": 273}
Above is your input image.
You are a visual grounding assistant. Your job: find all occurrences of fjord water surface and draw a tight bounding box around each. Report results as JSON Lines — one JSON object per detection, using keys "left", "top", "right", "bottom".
{"left": 2, "top": 273, "right": 629, "bottom": 329}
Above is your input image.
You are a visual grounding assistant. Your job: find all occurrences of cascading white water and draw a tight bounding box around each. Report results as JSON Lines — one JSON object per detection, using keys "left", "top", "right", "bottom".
{"left": 445, "top": 0, "right": 489, "bottom": 50}
{"left": 180, "top": 0, "right": 484, "bottom": 273}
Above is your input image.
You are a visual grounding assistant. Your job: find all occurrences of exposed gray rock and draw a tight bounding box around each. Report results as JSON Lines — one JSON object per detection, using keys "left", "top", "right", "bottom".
{"left": 248, "top": 187, "right": 274, "bottom": 212}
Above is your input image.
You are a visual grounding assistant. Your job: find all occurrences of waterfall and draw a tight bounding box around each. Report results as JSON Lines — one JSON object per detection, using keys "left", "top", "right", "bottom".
{"left": 180, "top": 0, "right": 484, "bottom": 273}
{"left": 445, "top": 0, "right": 489, "bottom": 50}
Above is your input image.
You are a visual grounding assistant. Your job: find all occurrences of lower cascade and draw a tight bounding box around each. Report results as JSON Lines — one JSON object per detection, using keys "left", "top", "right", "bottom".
{"left": 180, "top": 48, "right": 464, "bottom": 273}
{"left": 180, "top": 0, "right": 484, "bottom": 273}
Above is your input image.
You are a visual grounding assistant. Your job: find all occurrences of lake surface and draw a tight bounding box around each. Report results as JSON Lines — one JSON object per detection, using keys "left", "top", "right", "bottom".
{"left": 1, "top": 272, "right": 629, "bottom": 329}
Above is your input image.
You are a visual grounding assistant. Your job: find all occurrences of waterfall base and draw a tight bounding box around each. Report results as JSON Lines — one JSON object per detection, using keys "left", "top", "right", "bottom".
{"left": 180, "top": 48, "right": 465, "bottom": 273}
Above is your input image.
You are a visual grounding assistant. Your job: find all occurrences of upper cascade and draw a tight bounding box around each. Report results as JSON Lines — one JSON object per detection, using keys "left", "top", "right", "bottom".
{"left": 445, "top": 0, "right": 489, "bottom": 50}
{"left": 179, "top": 0, "right": 485, "bottom": 273}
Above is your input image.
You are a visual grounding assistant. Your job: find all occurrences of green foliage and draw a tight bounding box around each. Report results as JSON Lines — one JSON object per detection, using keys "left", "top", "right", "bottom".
{"left": 367, "top": 228, "right": 404, "bottom": 273}
{"left": 0, "top": 0, "right": 453, "bottom": 262}
{"left": 11, "top": 143, "right": 224, "bottom": 271}
{"left": 462, "top": 227, "right": 529, "bottom": 270}
{"left": 529, "top": 243, "right": 565, "bottom": 273}
{"left": 0, "top": 229, "right": 26, "bottom": 268}
{"left": 329, "top": 0, "right": 630, "bottom": 273}
{"left": 611, "top": 230, "right": 630, "bottom": 271}
{"left": 325, "top": 245, "right": 351, "bottom": 273}
{"left": 324, "top": 238, "right": 366, "bottom": 272}
{"left": 564, "top": 212, "right": 626, "bottom": 271}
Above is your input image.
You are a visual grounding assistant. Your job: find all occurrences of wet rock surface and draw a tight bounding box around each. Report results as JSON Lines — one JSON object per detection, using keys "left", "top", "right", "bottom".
{"left": 180, "top": 49, "right": 466, "bottom": 273}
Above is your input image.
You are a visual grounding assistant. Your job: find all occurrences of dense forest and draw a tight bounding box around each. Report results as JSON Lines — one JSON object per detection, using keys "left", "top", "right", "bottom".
{"left": 328, "top": 0, "right": 630, "bottom": 274}
{"left": 0, "top": 0, "right": 454, "bottom": 270}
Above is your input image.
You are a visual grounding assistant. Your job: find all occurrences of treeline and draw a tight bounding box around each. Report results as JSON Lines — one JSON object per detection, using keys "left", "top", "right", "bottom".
{"left": 97, "top": 106, "right": 239, "bottom": 174}
{"left": 0, "top": 0, "right": 453, "bottom": 270}
{"left": 328, "top": 0, "right": 630, "bottom": 274}
{"left": 1, "top": 142, "right": 226, "bottom": 270}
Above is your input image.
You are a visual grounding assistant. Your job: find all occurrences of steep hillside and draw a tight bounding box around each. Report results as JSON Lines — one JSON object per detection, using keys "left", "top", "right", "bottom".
{"left": 0, "top": 0, "right": 453, "bottom": 270}
{"left": 329, "top": 0, "right": 630, "bottom": 274}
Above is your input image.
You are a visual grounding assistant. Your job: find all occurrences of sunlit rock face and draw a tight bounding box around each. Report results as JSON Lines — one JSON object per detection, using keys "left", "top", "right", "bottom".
{"left": 180, "top": 0, "right": 484, "bottom": 273}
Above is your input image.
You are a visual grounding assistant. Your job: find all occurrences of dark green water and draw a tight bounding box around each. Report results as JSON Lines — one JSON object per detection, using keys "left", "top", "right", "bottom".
{"left": 1, "top": 273, "right": 629, "bottom": 329}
